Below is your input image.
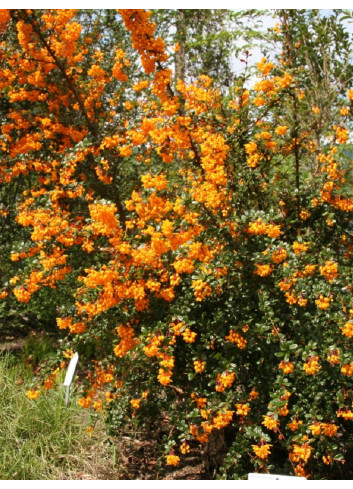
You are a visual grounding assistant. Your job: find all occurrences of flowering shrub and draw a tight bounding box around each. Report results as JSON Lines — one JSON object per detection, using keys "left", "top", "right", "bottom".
{"left": 1, "top": 9, "right": 353, "bottom": 479}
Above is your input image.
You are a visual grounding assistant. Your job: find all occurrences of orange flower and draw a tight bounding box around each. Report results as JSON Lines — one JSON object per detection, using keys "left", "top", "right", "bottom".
{"left": 292, "top": 241, "right": 310, "bottom": 254}
{"left": 248, "top": 389, "right": 259, "bottom": 401}
{"left": 279, "top": 360, "right": 294, "bottom": 374}
{"left": 130, "top": 398, "right": 141, "bottom": 410}
{"left": 303, "top": 356, "right": 321, "bottom": 375}
{"left": 288, "top": 419, "right": 303, "bottom": 432}
{"left": 192, "top": 279, "right": 212, "bottom": 301}
{"left": 180, "top": 441, "right": 190, "bottom": 454}
{"left": 319, "top": 260, "right": 338, "bottom": 282}
{"left": 309, "top": 422, "right": 321, "bottom": 436}
{"left": 157, "top": 368, "right": 173, "bottom": 386}
{"left": 165, "top": 454, "right": 180, "bottom": 466}
{"left": 321, "top": 423, "right": 338, "bottom": 437}
{"left": 272, "top": 248, "right": 287, "bottom": 264}
{"left": 235, "top": 403, "right": 251, "bottom": 416}
{"left": 341, "top": 322, "right": 353, "bottom": 338}
{"left": 193, "top": 360, "right": 206, "bottom": 373}
{"left": 225, "top": 330, "right": 247, "bottom": 349}
{"left": 341, "top": 363, "right": 353, "bottom": 377}
{"left": 290, "top": 443, "right": 312, "bottom": 463}
{"left": 26, "top": 389, "right": 40, "bottom": 400}
{"left": 262, "top": 415, "right": 279, "bottom": 431}
{"left": 323, "top": 455, "right": 332, "bottom": 465}
{"left": 182, "top": 328, "right": 197, "bottom": 343}
{"left": 327, "top": 350, "right": 340, "bottom": 365}
{"left": 254, "top": 264, "right": 274, "bottom": 277}
{"left": 275, "top": 125, "right": 288, "bottom": 136}
{"left": 252, "top": 441, "right": 272, "bottom": 459}
{"left": 0, "top": 9, "right": 10, "bottom": 33}
{"left": 315, "top": 295, "right": 331, "bottom": 310}
{"left": 215, "top": 371, "right": 236, "bottom": 392}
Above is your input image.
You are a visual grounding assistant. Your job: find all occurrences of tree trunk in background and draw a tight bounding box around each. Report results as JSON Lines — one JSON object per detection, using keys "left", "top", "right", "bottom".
{"left": 174, "top": 9, "right": 186, "bottom": 84}
{"left": 202, "top": 428, "right": 227, "bottom": 473}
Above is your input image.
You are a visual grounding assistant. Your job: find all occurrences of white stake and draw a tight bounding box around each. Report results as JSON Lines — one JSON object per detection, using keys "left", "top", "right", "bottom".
{"left": 63, "top": 352, "right": 79, "bottom": 405}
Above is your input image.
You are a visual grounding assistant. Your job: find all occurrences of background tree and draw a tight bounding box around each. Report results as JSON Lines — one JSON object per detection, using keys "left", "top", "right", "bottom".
{"left": 152, "top": 9, "right": 266, "bottom": 89}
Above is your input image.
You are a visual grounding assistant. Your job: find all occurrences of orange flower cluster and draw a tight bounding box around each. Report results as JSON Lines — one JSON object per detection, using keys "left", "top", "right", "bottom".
{"left": 327, "top": 350, "right": 340, "bottom": 365}
{"left": 319, "top": 260, "right": 338, "bottom": 282}
{"left": 44, "top": 367, "right": 61, "bottom": 390}
{"left": 248, "top": 389, "right": 259, "bottom": 401}
{"left": 289, "top": 443, "right": 313, "bottom": 464}
{"left": 272, "top": 248, "right": 287, "bottom": 264}
{"left": 225, "top": 330, "right": 247, "bottom": 349}
{"left": 257, "top": 57, "right": 275, "bottom": 76}
{"left": 89, "top": 202, "right": 119, "bottom": 237}
{"left": 288, "top": 419, "right": 303, "bottom": 432}
{"left": 341, "top": 322, "right": 353, "bottom": 338}
{"left": 56, "top": 317, "right": 85, "bottom": 334}
{"left": 262, "top": 415, "right": 279, "bottom": 432}
{"left": 292, "top": 241, "right": 310, "bottom": 255}
{"left": 254, "top": 263, "right": 274, "bottom": 277}
{"left": 244, "top": 141, "right": 261, "bottom": 168}
{"left": 193, "top": 360, "right": 206, "bottom": 373}
{"left": 158, "top": 368, "right": 173, "bottom": 386}
{"left": 195, "top": 409, "right": 235, "bottom": 443}
{"left": 77, "top": 363, "right": 116, "bottom": 411}
{"left": 113, "top": 324, "right": 137, "bottom": 358}
{"left": 315, "top": 295, "right": 331, "bottom": 310}
{"left": 279, "top": 360, "right": 294, "bottom": 374}
{"left": 118, "top": 10, "right": 167, "bottom": 75}
{"left": 341, "top": 364, "right": 353, "bottom": 377}
{"left": 112, "top": 48, "right": 129, "bottom": 82}
{"left": 191, "top": 393, "right": 207, "bottom": 410}
{"left": 322, "top": 455, "right": 332, "bottom": 465}
{"left": 252, "top": 442, "right": 272, "bottom": 460}
{"left": 300, "top": 209, "right": 311, "bottom": 220}
{"left": 192, "top": 279, "right": 212, "bottom": 302}
{"left": 303, "top": 356, "right": 321, "bottom": 375}
{"left": 179, "top": 441, "right": 190, "bottom": 454}
{"left": 143, "top": 334, "right": 165, "bottom": 357}
{"left": 210, "top": 410, "right": 234, "bottom": 430}
{"left": 130, "top": 398, "right": 141, "bottom": 410}
{"left": 337, "top": 409, "right": 353, "bottom": 420}
{"left": 247, "top": 218, "right": 281, "bottom": 239}
{"left": 142, "top": 333, "right": 176, "bottom": 386}
{"left": 215, "top": 371, "right": 236, "bottom": 392}
{"left": 235, "top": 403, "right": 251, "bottom": 416}
{"left": 334, "top": 125, "right": 348, "bottom": 144}
{"left": 309, "top": 422, "right": 338, "bottom": 437}
{"left": 275, "top": 125, "right": 288, "bottom": 136}
{"left": 173, "top": 258, "right": 194, "bottom": 274}
{"left": 26, "top": 389, "right": 40, "bottom": 400}
{"left": 165, "top": 454, "right": 180, "bottom": 466}
{"left": 0, "top": 9, "right": 10, "bottom": 33}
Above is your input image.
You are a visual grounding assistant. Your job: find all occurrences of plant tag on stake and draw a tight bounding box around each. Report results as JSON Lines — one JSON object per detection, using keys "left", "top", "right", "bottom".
{"left": 64, "top": 352, "right": 79, "bottom": 405}
{"left": 248, "top": 473, "right": 306, "bottom": 481}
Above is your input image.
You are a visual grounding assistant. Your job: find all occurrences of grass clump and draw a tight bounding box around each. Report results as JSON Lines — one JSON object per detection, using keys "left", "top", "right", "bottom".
{"left": 0, "top": 353, "right": 121, "bottom": 480}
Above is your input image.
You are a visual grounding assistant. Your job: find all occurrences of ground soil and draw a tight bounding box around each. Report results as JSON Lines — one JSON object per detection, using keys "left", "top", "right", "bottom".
{"left": 114, "top": 434, "right": 209, "bottom": 480}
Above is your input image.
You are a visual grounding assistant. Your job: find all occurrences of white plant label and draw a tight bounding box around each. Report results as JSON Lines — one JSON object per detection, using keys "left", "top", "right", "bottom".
{"left": 248, "top": 473, "right": 306, "bottom": 481}
{"left": 64, "top": 352, "right": 79, "bottom": 387}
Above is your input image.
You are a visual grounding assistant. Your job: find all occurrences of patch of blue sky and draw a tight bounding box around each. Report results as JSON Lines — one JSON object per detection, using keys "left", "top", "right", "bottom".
{"left": 231, "top": 9, "right": 353, "bottom": 86}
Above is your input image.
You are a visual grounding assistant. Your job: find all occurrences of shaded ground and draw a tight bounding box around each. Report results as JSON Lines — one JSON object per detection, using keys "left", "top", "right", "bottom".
{"left": 113, "top": 433, "right": 208, "bottom": 480}
{"left": 0, "top": 336, "right": 26, "bottom": 353}
{"left": 62, "top": 430, "right": 209, "bottom": 480}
